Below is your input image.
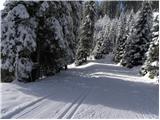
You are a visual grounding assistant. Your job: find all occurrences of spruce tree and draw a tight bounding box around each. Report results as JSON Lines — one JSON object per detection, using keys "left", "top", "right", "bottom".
{"left": 1, "top": 1, "right": 82, "bottom": 82}
{"left": 109, "top": 18, "right": 118, "bottom": 49}
{"left": 36, "top": 1, "right": 82, "bottom": 77}
{"left": 75, "top": 1, "right": 95, "bottom": 65}
{"left": 92, "top": 31, "right": 104, "bottom": 59}
{"left": 92, "top": 16, "right": 105, "bottom": 59}
{"left": 92, "top": 15, "right": 111, "bottom": 59}
{"left": 100, "top": 1, "right": 120, "bottom": 18}
{"left": 121, "top": 2, "right": 153, "bottom": 68}
{"left": 1, "top": 1, "right": 37, "bottom": 82}
{"left": 140, "top": 13, "right": 159, "bottom": 79}
{"left": 100, "top": 16, "right": 112, "bottom": 55}
{"left": 113, "top": 12, "right": 127, "bottom": 63}
{"left": 125, "top": 10, "right": 135, "bottom": 36}
{"left": 114, "top": 10, "right": 135, "bottom": 64}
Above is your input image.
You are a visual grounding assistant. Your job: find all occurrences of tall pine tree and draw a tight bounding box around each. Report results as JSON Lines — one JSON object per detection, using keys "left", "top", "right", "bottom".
{"left": 113, "top": 12, "right": 127, "bottom": 63}
{"left": 1, "top": 1, "right": 37, "bottom": 82}
{"left": 1, "top": 1, "right": 82, "bottom": 82}
{"left": 92, "top": 15, "right": 111, "bottom": 59}
{"left": 121, "top": 2, "right": 153, "bottom": 68}
{"left": 75, "top": 1, "right": 95, "bottom": 66}
{"left": 140, "top": 13, "right": 159, "bottom": 79}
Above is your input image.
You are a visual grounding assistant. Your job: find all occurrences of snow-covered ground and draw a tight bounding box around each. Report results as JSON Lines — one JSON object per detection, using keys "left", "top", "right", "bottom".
{"left": 0, "top": 54, "right": 159, "bottom": 119}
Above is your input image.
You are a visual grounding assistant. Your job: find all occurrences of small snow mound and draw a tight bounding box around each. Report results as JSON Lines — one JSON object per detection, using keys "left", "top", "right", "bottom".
{"left": 71, "top": 62, "right": 97, "bottom": 69}
{"left": 143, "top": 72, "right": 159, "bottom": 84}
{"left": 68, "top": 63, "right": 76, "bottom": 69}
{"left": 116, "top": 63, "right": 122, "bottom": 66}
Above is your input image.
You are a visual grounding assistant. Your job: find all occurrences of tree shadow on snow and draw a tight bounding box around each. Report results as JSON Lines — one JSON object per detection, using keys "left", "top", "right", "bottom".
{"left": 9, "top": 61, "right": 159, "bottom": 118}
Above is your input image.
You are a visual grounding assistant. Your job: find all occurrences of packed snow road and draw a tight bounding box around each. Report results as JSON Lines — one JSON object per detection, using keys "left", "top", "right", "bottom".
{"left": 1, "top": 55, "right": 159, "bottom": 119}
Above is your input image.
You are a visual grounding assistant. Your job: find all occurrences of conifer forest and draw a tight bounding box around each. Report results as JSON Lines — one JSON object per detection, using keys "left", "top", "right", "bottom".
{"left": 1, "top": 0, "right": 159, "bottom": 119}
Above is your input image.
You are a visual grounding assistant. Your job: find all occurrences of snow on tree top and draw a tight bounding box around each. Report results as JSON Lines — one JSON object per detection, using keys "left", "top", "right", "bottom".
{"left": 6, "top": 4, "right": 29, "bottom": 21}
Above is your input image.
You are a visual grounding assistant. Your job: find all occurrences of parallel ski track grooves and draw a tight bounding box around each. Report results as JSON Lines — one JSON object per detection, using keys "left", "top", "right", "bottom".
{"left": 66, "top": 90, "right": 90, "bottom": 119}
{"left": 57, "top": 89, "right": 91, "bottom": 119}
{"left": 2, "top": 95, "right": 51, "bottom": 119}
{"left": 14, "top": 97, "right": 50, "bottom": 119}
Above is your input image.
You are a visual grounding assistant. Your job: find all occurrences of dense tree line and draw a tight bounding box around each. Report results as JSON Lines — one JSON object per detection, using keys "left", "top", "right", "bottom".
{"left": 99, "top": 1, "right": 158, "bottom": 18}
{"left": 121, "top": 2, "right": 153, "bottom": 68}
{"left": 1, "top": 1, "right": 159, "bottom": 82}
{"left": 92, "top": 1, "right": 159, "bottom": 79}
{"left": 1, "top": 1, "right": 82, "bottom": 82}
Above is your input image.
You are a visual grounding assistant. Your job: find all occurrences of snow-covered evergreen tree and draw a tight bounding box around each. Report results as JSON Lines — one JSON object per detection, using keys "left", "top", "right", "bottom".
{"left": 1, "top": 1, "right": 82, "bottom": 82}
{"left": 125, "top": 10, "right": 135, "bottom": 35}
{"left": 75, "top": 1, "right": 95, "bottom": 65}
{"left": 100, "top": 16, "right": 112, "bottom": 55}
{"left": 1, "top": 2, "right": 37, "bottom": 82}
{"left": 100, "top": 1, "right": 121, "bottom": 18}
{"left": 113, "top": 12, "right": 127, "bottom": 63}
{"left": 92, "top": 24, "right": 104, "bottom": 59}
{"left": 69, "top": 2, "right": 82, "bottom": 53}
{"left": 121, "top": 2, "right": 153, "bottom": 68}
{"left": 140, "top": 13, "right": 159, "bottom": 79}
{"left": 113, "top": 10, "right": 135, "bottom": 64}
{"left": 36, "top": 1, "right": 82, "bottom": 77}
{"left": 108, "top": 18, "right": 119, "bottom": 49}
{"left": 92, "top": 15, "right": 111, "bottom": 59}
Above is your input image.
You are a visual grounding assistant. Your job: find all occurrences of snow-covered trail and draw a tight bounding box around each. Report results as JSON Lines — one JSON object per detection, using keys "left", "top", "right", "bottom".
{"left": 1, "top": 54, "right": 159, "bottom": 119}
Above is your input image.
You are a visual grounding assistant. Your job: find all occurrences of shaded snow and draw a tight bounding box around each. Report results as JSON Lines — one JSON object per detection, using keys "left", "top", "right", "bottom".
{"left": 1, "top": 54, "right": 159, "bottom": 119}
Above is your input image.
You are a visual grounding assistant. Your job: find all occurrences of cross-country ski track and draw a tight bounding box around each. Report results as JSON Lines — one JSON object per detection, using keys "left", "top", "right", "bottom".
{"left": 1, "top": 54, "right": 159, "bottom": 119}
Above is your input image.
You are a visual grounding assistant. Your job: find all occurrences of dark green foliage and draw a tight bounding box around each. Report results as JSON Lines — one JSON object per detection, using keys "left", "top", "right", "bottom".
{"left": 1, "top": 70, "right": 15, "bottom": 82}
{"left": 1, "top": 1, "right": 82, "bottom": 82}
{"left": 35, "top": 1, "right": 82, "bottom": 78}
{"left": 75, "top": 1, "right": 95, "bottom": 66}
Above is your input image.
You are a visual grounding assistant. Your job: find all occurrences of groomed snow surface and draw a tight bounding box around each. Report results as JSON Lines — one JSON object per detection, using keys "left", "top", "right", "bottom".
{"left": 0, "top": 54, "right": 159, "bottom": 119}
